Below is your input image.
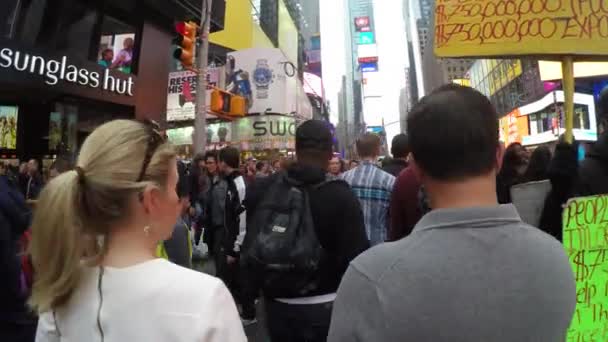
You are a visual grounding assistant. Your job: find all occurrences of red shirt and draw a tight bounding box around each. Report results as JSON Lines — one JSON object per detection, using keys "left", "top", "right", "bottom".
{"left": 388, "top": 166, "right": 423, "bottom": 241}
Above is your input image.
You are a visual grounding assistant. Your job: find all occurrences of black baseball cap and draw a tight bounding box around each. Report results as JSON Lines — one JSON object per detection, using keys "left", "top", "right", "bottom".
{"left": 296, "top": 120, "right": 333, "bottom": 152}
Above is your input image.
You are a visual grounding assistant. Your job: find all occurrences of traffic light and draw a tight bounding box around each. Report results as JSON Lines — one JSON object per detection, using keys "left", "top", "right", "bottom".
{"left": 210, "top": 89, "right": 247, "bottom": 117}
{"left": 173, "top": 21, "right": 198, "bottom": 70}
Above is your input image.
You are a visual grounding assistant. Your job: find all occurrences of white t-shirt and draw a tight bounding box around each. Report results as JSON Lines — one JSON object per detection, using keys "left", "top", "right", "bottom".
{"left": 35, "top": 259, "right": 246, "bottom": 342}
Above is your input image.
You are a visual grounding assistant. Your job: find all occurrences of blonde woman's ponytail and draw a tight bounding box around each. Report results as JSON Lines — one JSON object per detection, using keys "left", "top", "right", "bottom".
{"left": 29, "top": 169, "right": 85, "bottom": 313}
{"left": 27, "top": 119, "right": 175, "bottom": 314}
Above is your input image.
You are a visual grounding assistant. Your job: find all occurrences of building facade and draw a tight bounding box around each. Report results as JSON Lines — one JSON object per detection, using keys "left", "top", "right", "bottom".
{"left": 1, "top": 0, "right": 227, "bottom": 163}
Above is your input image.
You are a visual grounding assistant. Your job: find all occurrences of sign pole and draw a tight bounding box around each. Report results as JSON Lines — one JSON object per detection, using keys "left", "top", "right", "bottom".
{"left": 194, "top": 0, "right": 212, "bottom": 155}
{"left": 561, "top": 56, "right": 575, "bottom": 144}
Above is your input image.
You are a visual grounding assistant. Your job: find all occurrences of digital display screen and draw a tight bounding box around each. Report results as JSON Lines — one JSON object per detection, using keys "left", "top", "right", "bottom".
{"left": 0, "top": 106, "right": 18, "bottom": 150}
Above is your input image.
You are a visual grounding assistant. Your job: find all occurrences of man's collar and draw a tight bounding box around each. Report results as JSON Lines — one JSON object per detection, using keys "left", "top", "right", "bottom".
{"left": 413, "top": 204, "right": 522, "bottom": 233}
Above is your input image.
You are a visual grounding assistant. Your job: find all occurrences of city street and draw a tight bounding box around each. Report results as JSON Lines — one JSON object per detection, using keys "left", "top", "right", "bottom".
{"left": 3, "top": 0, "right": 608, "bottom": 341}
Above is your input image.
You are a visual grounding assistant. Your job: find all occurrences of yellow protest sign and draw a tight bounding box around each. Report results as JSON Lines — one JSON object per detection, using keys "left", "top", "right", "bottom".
{"left": 563, "top": 195, "right": 608, "bottom": 341}
{"left": 434, "top": 0, "right": 608, "bottom": 58}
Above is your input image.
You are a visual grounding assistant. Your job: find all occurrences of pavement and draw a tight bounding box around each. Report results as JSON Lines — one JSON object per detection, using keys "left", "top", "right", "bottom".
{"left": 194, "top": 257, "right": 269, "bottom": 341}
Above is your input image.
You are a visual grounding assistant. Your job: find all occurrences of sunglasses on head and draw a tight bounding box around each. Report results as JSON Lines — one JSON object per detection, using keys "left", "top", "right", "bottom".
{"left": 136, "top": 119, "right": 165, "bottom": 182}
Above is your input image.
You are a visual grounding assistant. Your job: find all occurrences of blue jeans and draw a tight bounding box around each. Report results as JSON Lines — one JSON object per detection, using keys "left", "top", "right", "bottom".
{"left": 265, "top": 299, "right": 333, "bottom": 342}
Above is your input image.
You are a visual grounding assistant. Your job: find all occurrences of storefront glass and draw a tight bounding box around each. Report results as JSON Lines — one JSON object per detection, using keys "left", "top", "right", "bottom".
{"left": 8, "top": 0, "right": 139, "bottom": 74}
{"left": 98, "top": 15, "right": 137, "bottom": 74}
{"left": 1, "top": 0, "right": 20, "bottom": 39}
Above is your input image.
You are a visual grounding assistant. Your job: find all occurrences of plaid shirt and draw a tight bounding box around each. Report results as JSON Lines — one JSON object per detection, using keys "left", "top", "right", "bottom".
{"left": 341, "top": 161, "right": 395, "bottom": 245}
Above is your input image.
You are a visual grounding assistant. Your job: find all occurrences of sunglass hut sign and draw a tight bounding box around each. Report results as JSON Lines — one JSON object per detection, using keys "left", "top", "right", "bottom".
{"left": 0, "top": 47, "right": 134, "bottom": 96}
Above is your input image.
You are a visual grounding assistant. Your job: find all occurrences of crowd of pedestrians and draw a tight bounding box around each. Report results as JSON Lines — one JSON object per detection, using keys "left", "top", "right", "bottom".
{"left": 6, "top": 84, "right": 608, "bottom": 341}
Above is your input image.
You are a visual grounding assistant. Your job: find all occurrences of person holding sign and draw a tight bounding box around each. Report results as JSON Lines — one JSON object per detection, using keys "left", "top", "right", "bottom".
{"left": 329, "top": 85, "right": 576, "bottom": 342}
{"left": 539, "top": 90, "right": 608, "bottom": 241}
{"left": 576, "top": 89, "right": 608, "bottom": 196}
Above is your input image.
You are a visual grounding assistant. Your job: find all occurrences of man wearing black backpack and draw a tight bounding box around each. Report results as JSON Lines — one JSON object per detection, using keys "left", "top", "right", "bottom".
{"left": 241, "top": 120, "right": 370, "bottom": 342}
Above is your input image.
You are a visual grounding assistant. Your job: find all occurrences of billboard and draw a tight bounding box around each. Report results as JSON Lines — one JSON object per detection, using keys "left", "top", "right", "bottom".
{"left": 518, "top": 91, "right": 598, "bottom": 145}
{"left": 359, "top": 32, "right": 375, "bottom": 45}
{"left": 166, "top": 67, "right": 223, "bottom": 121}
{"left": 360, "top": 62, "right": 378, "bottom": 72}
{"left": 228, "top": 48, "right": 312, "bottom": 118}
{"left": 538, "top": 61, "right": 608, "bottom": 81}
{"left": 435, "top": 0, "right": 608, "bottom": 58}
{"left": 469, "top": 59, "right": 522, "bottom": 97}
{"left": 204, "top": 115, "right": 299, "bottom": 151}
{"left": 166, "top": 126, "right": 194, "bottom": 146}
{"left": 303, "top": 72, "right": 324, "bottom": 98}
{"left": 357, "top": 44, "right": 378, "bottom": 58}
{"left": 354, "top": 16, "right": 370, "bottom": 32}
{"left": 0, "top": 106, "right": 18, "bottom": 150}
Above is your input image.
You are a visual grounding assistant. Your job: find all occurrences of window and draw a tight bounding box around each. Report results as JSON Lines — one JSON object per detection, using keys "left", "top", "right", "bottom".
{"left": 10, "top": 0, "right": 139, "bottom": 74}
{"left": 260, "top": 0, "right": 279, "bottom": 47}
{"left": 97, "top": 15, "right": 137, "bottom": 74}
{"left": 54, "top": 2, "right": 97, "bottom": 61}
{"left": 251, "top": 0, "right": 262, "bottom": 24}
{"left": 573, "top": 104, "right": 591, "bottom": 130}
{"left": 1, "top": 0, "right": 20, "bottom": 38}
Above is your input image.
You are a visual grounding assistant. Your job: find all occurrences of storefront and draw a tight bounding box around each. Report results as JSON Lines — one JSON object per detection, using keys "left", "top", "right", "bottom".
{"left": 0, "top": 0, "right": 226, "bottom": 166}
{"left": 166, "top": 114, "right": 300, "bottom": 160}
{"left": 517, "top": 91, "right": 598, "bottom": 147}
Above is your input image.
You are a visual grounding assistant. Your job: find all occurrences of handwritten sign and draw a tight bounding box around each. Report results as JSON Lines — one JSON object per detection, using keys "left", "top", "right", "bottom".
{"left": 435, "top": 0, "right": 608, "bottom": 57}
{"left": 563, "top": 195, "right": 608, "bottom": 341}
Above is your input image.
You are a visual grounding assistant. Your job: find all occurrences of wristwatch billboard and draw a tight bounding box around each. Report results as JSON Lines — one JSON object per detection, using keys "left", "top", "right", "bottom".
{"left": 253, "top": 59, "right": 274, "bottom": 99}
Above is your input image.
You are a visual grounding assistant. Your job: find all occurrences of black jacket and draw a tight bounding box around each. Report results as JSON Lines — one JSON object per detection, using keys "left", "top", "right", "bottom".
{"left": 576, "top": 132, "right": 608, "bottom": 196}
{"left": 223, "top": 171, "right": 245, "bottom": 258}
{"left": 0, "top": 175, "right": 33, "bottom": 324}
{"left": 382, "top": 159, "right": 408, "bottom": 177}
{"left": 538, "top": 142, "right": 578, "bottom": 241}
{"left": 244, "top": 163, "right": 370, "bottom": 296}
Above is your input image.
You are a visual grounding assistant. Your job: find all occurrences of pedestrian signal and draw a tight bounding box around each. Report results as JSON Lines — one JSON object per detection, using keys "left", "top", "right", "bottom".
{"left": 210, "top": 89, "right": 246, "bottom": 117}
{"left": 173, "top": 21, "right": 198, "bottom": 70}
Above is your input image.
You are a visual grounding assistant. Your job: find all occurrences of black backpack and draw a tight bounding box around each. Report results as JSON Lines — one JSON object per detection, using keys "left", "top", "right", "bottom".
{"left": 242, "top": 173, "right": 332, "bottom": 298}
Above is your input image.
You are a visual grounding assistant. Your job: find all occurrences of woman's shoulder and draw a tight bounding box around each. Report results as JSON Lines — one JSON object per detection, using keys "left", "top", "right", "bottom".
{"left": 154, "top": 259, "right": 223, "bottom": 289}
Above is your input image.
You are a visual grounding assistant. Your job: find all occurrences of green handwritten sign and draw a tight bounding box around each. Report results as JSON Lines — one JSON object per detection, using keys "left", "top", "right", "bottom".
{"left": 563, "top": 195, "right": 608, "bottom": 341}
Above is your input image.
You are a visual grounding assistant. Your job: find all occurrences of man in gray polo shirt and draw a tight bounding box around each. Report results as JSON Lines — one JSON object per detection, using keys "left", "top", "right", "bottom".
{"left": 328, "top": 84, "right": 576, "bottom": 342}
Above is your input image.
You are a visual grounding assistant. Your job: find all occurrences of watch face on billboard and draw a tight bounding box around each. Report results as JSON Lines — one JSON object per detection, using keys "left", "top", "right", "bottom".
{"left": 354, "top": 16, "right": 370, "bottom": 32}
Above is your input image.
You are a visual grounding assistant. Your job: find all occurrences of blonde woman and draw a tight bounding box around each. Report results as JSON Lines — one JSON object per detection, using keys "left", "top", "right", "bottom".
{"left": 29, "top": 120, "right": 246, "bottom": 342}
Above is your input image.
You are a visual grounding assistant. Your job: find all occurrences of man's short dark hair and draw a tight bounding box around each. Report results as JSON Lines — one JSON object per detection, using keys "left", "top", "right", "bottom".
{"left": 204, "top": 151, "right": 217, "bottom": 163}
{"left": 218, "top": 146, "right": 240, "bottom": 169}
{"left": 176, "top": 160, "right": 191, "bottom": 198}
{"left": 407, "top": 84, "right": 499, "bottom": 180}
{"left": 391, "top": 134, "right": 409, "bottom": 159}
{"left": 296, "top": 120, "right": 333, "bottom": 155}
{"left": 256, "top": 161, "right": 266, "bottom": 171}
{"left": 356, "top": 133, "right": 381, "bottom": 158}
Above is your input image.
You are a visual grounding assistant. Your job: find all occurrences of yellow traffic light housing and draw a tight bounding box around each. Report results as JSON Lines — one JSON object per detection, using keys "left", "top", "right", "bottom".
{"left": 211, "top": 89, "right": 247, "bottom": 117}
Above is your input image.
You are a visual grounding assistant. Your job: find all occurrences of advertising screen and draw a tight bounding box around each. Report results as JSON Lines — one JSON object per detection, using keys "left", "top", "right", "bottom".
{"left": 354, "top": 16, "right": 370, "bottom": 32}
{"left": 538, "top": 61, "right": 608, "bottom": 81}
{"left": 0, "top": 106, "right": 18, "bottom": 150}
{"left": 49, "top": 112, "right": 63, "bottom": 151}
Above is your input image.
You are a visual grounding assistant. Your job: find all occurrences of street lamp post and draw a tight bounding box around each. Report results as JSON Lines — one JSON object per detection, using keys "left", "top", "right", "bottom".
{"left": 193, "top": 0, "right": 212, "bottom": 155}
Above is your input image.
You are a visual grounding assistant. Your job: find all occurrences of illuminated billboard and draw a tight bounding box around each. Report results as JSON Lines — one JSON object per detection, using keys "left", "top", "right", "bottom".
{"left": 359, "top": 32, "right": 375, "bottom": 45}
{"left": 538, "top": 61, "right": 608, "bottom": 81}
{"left": 354, "top": 16, "right": 370, "bottom": 32}
{"left": 357, "top": 44, "right": 378, "bottom": 63}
